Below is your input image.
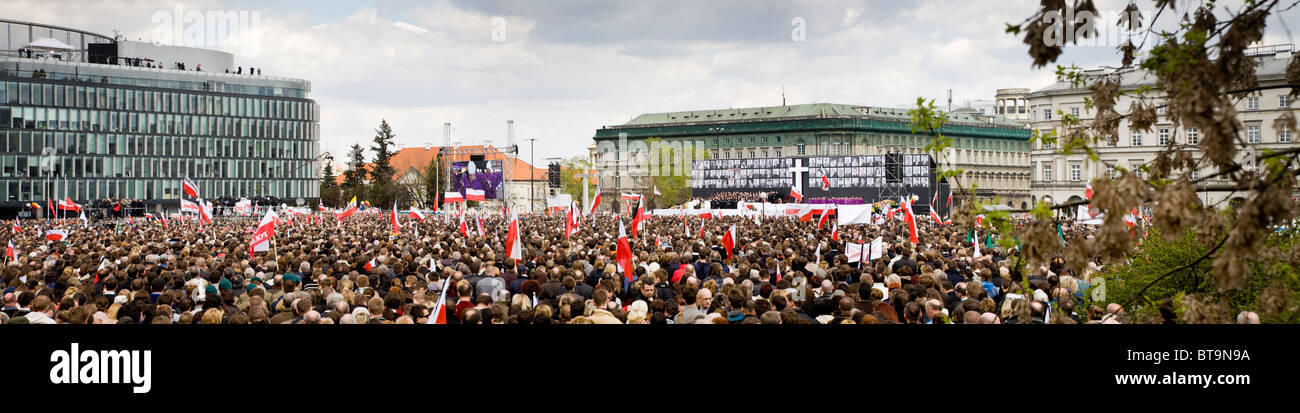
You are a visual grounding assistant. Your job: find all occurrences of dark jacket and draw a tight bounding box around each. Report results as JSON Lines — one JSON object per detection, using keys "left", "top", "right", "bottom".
{"left": 572, "top": 282, "right": 594, "bottom": 300}
{"left": 655, "top": 282, "right": 678, "bottom": 302}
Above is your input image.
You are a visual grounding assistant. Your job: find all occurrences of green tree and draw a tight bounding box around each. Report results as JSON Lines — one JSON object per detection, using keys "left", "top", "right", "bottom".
{"left": 319, "top": 154, "right": 340, "bottom": 207}
{"left": 342, "top": 143, "right": 366, "bottom": 203}
{"left": 423, "top": 153, "right": 446, "bottom": 209}
{"left": 369, "top": 119, "right": 398, "bottom": 205}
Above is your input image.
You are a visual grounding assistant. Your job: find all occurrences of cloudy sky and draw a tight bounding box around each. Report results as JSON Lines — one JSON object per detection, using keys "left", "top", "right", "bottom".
{"left": 7, "top": 0, "right": 1299, "bottom": 166}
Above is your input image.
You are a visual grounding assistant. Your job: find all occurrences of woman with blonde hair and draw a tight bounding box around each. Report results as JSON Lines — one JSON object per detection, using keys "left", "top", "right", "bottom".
{"left": 201, "top": 308, "right": 224, "bottom": 324}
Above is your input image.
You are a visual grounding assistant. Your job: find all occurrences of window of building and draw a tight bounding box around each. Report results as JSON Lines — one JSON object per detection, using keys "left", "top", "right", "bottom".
{"left": 1157, "top": 103, "right": 1166, "bottom": 115}
{"left": 797, "top": 140, "right": 806, "bottom": 155}
{"left": 1043, "top": 109, "right": 1052, "bottom": 120}
{"left": 1187, "top": 127, "right": 1199, "bottom": 145}
{"left": 1158, "top": 128, "right": 1170, "bottom": 146}
{"left": 1248, "top": 123, "right": 1261, "bottom": 143}
{"left": 1070, "top": 164, "right": 1081, "bottom": 181}
{"left": 1042, "top": 164, "right": 1052, "bottom": 182}
{"left": 1282, "top": 124, "right": 1294, "bottom": 143}
{"left": 1247, "top": 96, "right": 1259, "bottom": 110}
{"left": 1281, "top": 95, "right": 1290, "bottom": 108}
{"left": 1132, "top": 130, "right": 1144, "bottom": 146}
{"left": 1071, "top": 107, "right": 1080, "bottom": 117}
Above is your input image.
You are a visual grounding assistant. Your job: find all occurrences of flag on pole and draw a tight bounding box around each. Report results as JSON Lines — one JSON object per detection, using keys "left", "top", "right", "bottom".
{"left": 819, "top": 168, "right": 831, "bottom": 191}
{"left": 79, "top": 211, "right": 88, "bottom": 228}
{"left": 427, "top": 279, "right": 448, "bottom": 324}
{"left": 390, "top": 202, "right": 402, "bottom": 235}
{"left": 505, "top": 208, "right": 522, "bottom": 261}
{"left": 336, "top": 196, "right": 358, "bottom": 222}
{"left": 631, "top": 200, "right": 646, "bottom": 238}
{"left": 1085, "top": 182, "right": 1094, "bottom": 200}
{"left": 183, "top": 177, "right": 199, "bottom": 198}
{"left": 616, "top": 218, "right": 634, "bottom": 280}
{"left": 830, "top": 222, "right": 839, "bottom": 241}
{"left": 790, "top": 185, "right": 803, "bottom": 202}
{"left": 160, "top": 213, "right": 168, "bottom": 230}
{"left": 458, "top": 213, "right": 469, "bottom": 237}
{"left": 58, "top": 197, "right": 82, "bottom": 212}
{"left": 721, "top": 224, "right": 737, "bottom": 260}
{"left": 249, "top": 210, "right": 277, "bottom": 256}
{"left": 198, "top": 199, "right": 213, "bottom": 226}
{"left": 5, "top": 240, "right": 14, "bottom": 261}
{"left": 409, "top": 205, "right": 426, "bottom": 222}
{"left": 817, "top": 208, "right": 832, "bottom": 229}
{"left": 465, "top": 188, "right": 486, "bottom": 202}
{"left": 181, "top": 199, "right": 200, "bottom": 213}
{"left": 973, "top": 230, "right": 983, "bottom": 258}
{"left": 11, "top": 222, "right": 22, "bottom": 233}
{"left": 814, "top": 242, "right": 821, "bottom": 265}
{"left": 903, "top": 198, "right": 919, "bottom": 244}
{"left": 474, "top": 210, "right": 485, "bottom": 237}
{"left": 30, "top": 202, "right": 41, "bottom": 211}
{"left": 589, "top": 187, "right": 603, "bottom": 214}
{"left": 364, "top": 257, "right": 378, "bottom": 272}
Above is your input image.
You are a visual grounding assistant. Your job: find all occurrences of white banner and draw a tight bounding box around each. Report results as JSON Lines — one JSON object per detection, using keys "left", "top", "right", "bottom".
{"left": 837, "top": 204, "right": 874, "bottom": 225}
{"left": 869, "top": 236, "right": 885, "bottom": 260}
{"left": 845, "top": 242, "right": 863, "bottom": 263}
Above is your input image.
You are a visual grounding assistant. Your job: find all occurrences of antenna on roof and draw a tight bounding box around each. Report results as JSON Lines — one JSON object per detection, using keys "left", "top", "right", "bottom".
{"left": 947, "top": 89, "right": 952, "bottom": 113}
{"left": 782, "top": 86, "right": 786, "bottom": 107}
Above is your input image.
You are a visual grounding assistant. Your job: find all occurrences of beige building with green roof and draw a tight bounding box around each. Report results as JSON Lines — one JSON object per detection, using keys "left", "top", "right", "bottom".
{"left": 592, "top": 102, "right": 1035, "bottom": 209}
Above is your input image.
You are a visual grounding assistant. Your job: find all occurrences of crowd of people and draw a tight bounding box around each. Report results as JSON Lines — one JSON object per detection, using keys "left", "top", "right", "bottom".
{"left": 0, "top": 203, "right": 1264, "bottom": 325}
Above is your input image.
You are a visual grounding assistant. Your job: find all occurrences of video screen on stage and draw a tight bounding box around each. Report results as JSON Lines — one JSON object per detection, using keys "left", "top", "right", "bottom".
{"left": 690, "top": 154, "right": 940, "bottom": 206}
{"left": 452, "top": 160, "right": 505, "bottom": 199}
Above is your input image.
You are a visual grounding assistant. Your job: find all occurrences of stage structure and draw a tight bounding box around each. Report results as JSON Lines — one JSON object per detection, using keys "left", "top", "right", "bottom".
{"left": 690, "top": 154, "right": 950, "bottom": 216}
{"left": 442, "top": 145, "right": 518, "bottom": 207}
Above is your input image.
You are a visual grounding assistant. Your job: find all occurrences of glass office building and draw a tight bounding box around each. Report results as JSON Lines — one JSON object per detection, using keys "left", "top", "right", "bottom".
{"left": 0, "top": 21, "right": 319, "bottom": 217}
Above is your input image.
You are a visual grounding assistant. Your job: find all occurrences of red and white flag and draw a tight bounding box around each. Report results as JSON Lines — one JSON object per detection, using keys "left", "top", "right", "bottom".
{"left": 160, "top": 213, "right": 169, "bottom": 230}
{"left": 46, "top": 229, "right": 69, "bottom": 242}
{"left": 5, "top": 240, "right": 15, "bottom": 261}
{"left": 830, "top": 222, "right": 839, "bottom": 241}
{"left": 248, "top": 210, "right": 277, "bottom": 256}
{"left": 817, "top": 207, "right": 833, "bottom": 230}
{"left": 615, "top": 218, "right": 634, "bottom": 280}
{"left": 974, "top": 214, "right": 986, "bottom": 228}
{"left": 465, "top": 188, "right": 486, "bottom": 202}
{"left": 819, "top": 168, "right": 831, "bottom": 191}
{"left": 474, "top": 211, "right": 485, "bottom": 237}
{"left": 589, "top": 187, "right": 603, "bottom": 215}
{"left": 409, "top": 206, "right": 426, "bottom": 222}
{"left": 797, "top": 206, "right": 814, "bottom": 223}
{"left": 902, "top": 198, "right": 919, "bottom": 244}
{"left": 336, "top": 196, "right": 358, "bottom": 223}
{"left": 390, "top": 202, "right": 402, "bottom": 235}
{"left": 1085, "top": 182, "right": 1094, "bottom": 200}
{"left": 11, "top": 222, "right": 21, "bottom": 233}
{"left": 458, "top": 213, "right": 469, "bottom": 237}
{"left": 198, "top": 199, "right": 213, "bottom": 226}
{"left": 58, "top": 197, "right": 82, "bottom": 212}
{"left": 183, "top": 177, "right": 199, "bottom": 198}
{"left": 790, "top": 186, "right": 803, "bottom": 202}
{"left": 564, "top": 202, "right": 578, "bottom": 239}
{"left": 721, "top": 224, "right": 737, "bottom": 260}
{"left": 364, "top": 257, "right": 378, "bottom": 272}
{"left": 427, "top": 280, "right": 448, "bottom": 325}
{"left": 181, "top": 199, "right": 200, "bottom": 213}
{"left": 444, "top": 191, "right": 464, "bottom": 203}
{"left": 631, "top": 201, "right": 646, "bottom": 238}
{"left": 505, "top": 208, "right": 522, "bottom": 262}
{"left": 929, "top": 193, "right": 944, "bottom": 226}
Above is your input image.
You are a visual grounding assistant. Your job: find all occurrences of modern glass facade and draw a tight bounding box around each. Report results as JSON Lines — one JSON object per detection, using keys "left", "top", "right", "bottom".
{"left": 0, "top": 57, "right": 319, "bottom": 215}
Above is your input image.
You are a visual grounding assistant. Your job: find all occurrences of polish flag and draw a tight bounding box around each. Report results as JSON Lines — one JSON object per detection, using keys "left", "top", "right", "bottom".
{"left": 336, "top": 196, "right": 358, "bottom": 221}
{"left": 817, "top": 208, "right": 832, "bottom": 229}
{"left": 458, "top": 213, "right": 469, "bottom": 237}
{"left": 160, "top": 214, "right": 169, "bottom": 230}
{"left": 902, "top": 198, "right": 919, "bottom": 244}
{"left": 11, "top": 222, "right": 22, "bottom": 233}
{"left": 974, "top": 214, "right": 987, "bottom": 228}
{"left": 46, "top": 229, "right": 69, "bottom": 242}
{"left": 819, "top": 168, "right": 831, "bottom": 191}
{"left": 1123, "top": 208, "right": 1139, "bottom": 228}
{"left": 790, "top": 186, "right": 803, "bottom": 202}
{"left": 427, "top": 280, "right": 448, "bottom": 324}
{"left": 721, "top": 224, "right": 737, "bottom": 260}
{"left": 929, "top": 193, "right": 943, "bottom": 225}
{"left": 5, "top": 240, "right": 14, "bottom": 261}
{"left": 444, "top": 191, "right": 464, "bottom": 203}
{"left": 474, "top": 211, "right": 485, "bottom": 237}
{"left": 631, "top": 201, "right": 646, "bottom": 238}
{"left": 589, "top": 188, "right": 602, "bottom": 214}
{"left": 615, "top": 218, "right": 634, "bottom": 280}
{"left": 409, "top": 206, "right": 426, "bottom": 222}
{"left": 181, "top": 199, "right": 200, "bottom": 213}
{"left": 364, "top": 257, "right": 378, "bottom": 272}
{"left": 698, "top": 212, "right": 714, "bottom": 219}
{"left": 390, "top": 202, "right": 402, "bottom": 235}
{"left": 564, "top": 202, "right": 578, "bottom": 239}
{"left": 58, "top": 197, "right": 82, "bottom": 212}
{"left": 318, "top": 204, "right": 329, "bottom": 212}
{"left": 248, "top": 210, "right": 277, "bottom": 256}
{"left": 797, "top": 206, "right": 815, "bottom": 223}
{"left": 505, "top": 208, "right": 522, "bottom": 262}
{"left": 774, "top": 260, "right": 783, "bottom": 283}
{"left": 465, "top": 188, "right": 486, "bottom": 202}
{"left": 198, "top": 199, "right": 213, "bottom": 225}
{"left": 183, "top": 177, "right": 199, "bottom": 198}
{"left": 1085, "top": 182, "right": 1094, "bottom": 200}
{"left": 830, "top": 222, "right": 839, "bottom": 241}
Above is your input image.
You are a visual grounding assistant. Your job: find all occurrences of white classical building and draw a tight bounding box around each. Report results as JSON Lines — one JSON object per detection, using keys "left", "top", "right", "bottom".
{"left": 1026, "top": 47, "right": 1300, "bottom": 207}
